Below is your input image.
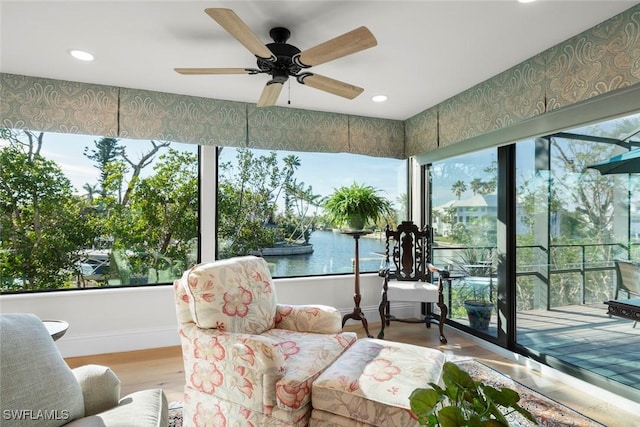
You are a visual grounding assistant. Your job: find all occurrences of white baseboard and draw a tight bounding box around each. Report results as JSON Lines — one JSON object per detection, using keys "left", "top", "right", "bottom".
{"left": 58, "top": 326, "right": 180, "bottom": 358}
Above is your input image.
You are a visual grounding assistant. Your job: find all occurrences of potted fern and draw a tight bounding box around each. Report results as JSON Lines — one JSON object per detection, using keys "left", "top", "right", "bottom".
{"left": 409, "top": 361, "right": 538, "bottom": 426}
{"left": 322, "top": 182, "right": 392, "bottom": 231}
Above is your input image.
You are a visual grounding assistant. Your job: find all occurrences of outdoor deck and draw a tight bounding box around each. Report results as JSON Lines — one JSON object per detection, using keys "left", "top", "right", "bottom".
{"left": 448, "top": 302, "right": 640, "bottom": 392}
{"left": 515, "top": 303, "right": 640, "bottom": 391}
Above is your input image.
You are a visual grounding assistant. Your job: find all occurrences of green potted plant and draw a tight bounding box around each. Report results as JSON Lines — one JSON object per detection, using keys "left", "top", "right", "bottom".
{"left": 322, "top": 182, "right": 392, "bottom": 231}
{"left": 409, "top": 361, "right": 538, "bottom": 426}
{"left": 457, "top": 248, "right": 495, "bottom": 331}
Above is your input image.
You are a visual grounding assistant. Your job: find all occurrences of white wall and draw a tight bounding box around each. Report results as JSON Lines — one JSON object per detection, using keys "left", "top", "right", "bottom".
{"left": 0, "top": 273, "right": 419, "bottom": 357}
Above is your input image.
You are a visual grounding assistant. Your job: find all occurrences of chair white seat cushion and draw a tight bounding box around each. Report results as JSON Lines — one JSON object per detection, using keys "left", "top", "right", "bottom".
{"left": 385, "top": 279, "right": 439, "bottom": 302}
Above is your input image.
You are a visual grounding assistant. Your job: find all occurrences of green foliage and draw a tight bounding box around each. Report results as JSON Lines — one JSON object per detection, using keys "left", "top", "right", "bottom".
{"left": 451, "top": 180, "right": 467, "bottom": 200}
{"left": 0, "top": 142, "right": 98, "bottom": 289}
{"left": 113, "top": 149, "right": 198, "bottom": 278}
{"left": 409, "top": 362, "right": 538, "bottom": 427}
{"left": 83, "top": 137, "right": 124, "bottom": 198}
{"left": 322, "top": 182, "right": 392, "bottom": 230}
{"left": 217, "top": 149, "right": 315, "bottom": 257}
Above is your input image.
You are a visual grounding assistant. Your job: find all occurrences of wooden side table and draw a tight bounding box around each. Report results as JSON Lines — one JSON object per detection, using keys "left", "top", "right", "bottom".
{"left": 341, "top": 230, "right": 373, "bottom": 338}
{"left": 43, "top": 320, "right": 69, "bottom": 341}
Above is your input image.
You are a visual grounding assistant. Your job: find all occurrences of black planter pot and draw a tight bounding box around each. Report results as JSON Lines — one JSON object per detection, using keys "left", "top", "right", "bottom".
{"left": 463, "top": 300, "right": 493, "bottom": 331}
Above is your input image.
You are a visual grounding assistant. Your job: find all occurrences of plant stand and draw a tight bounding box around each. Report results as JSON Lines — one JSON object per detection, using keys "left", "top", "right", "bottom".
{"left": 341, "top": 230, "right": 373, "bottom": 338}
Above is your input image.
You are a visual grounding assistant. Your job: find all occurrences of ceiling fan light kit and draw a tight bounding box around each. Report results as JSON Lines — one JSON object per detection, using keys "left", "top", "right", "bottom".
{"left": 175, "top": 8, "right": 377, "bottom": 107}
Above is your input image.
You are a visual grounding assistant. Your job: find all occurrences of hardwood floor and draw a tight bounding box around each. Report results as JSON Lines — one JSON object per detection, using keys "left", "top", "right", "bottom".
{"left": 65, "top": 322, "right": 639, "bottom": 426}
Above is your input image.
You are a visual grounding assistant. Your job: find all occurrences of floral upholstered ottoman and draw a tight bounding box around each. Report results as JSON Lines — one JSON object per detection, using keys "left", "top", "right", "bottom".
{"left": 309, "top": 338, "right": 446, "bottom": 426}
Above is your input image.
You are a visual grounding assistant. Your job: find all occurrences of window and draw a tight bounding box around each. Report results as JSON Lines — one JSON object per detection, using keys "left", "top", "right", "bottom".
{"left": 514, "top": 112, "right": 640, "bottom": 394}
{"left": 216, "top": 147, "right": 407, "bottom": 277}
{"left": 0, "top": 128, "right": 198, "bottom": 292}
{"left": 428, "top": 148, "right": 498, "bottom": 337}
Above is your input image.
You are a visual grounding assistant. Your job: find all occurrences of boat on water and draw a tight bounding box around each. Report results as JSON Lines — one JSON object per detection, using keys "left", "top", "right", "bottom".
{"left": 250, "top": 243, "right": 314, "bottom": 256}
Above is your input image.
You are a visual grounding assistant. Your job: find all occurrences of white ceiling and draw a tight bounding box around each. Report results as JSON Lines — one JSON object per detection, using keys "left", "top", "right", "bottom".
{"left": 1, "top": 1, "right": 637, "bottom": 121}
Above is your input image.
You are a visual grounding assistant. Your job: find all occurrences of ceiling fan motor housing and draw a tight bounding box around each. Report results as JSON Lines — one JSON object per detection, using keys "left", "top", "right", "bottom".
{"left": 256, "top": 27, "right": 302, "bottom": 83}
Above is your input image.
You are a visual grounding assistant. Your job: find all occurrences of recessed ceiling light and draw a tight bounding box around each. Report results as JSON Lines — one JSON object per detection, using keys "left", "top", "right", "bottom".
{"left": 518, "top": 0, "right": 536, "bottom": 3}
{"left": 372, "top": 95, "right": 388, "bottom": 103}
{"left": 68, "top": 49, "right": 94, "bottom": 62}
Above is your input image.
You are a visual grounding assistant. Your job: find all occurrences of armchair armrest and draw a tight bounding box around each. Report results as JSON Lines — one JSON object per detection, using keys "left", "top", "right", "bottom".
{"left": 179, "top": 324, "right": 286, "bottom": 413}
{"left": 72, "top": 364, "right": 121, "bottom": 416}
{"left": 275, "top": 304, "right": 342, "bottom": 334}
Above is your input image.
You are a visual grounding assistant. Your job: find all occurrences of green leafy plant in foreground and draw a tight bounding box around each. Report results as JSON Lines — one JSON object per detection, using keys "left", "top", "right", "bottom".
{"left": 409, "top": 362, "right": 538, "bottom": 427}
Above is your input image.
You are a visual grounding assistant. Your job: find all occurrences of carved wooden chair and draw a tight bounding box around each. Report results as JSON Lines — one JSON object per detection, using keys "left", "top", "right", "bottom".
{"left": 378, "top": 221, "right": 449, "bottom": 343}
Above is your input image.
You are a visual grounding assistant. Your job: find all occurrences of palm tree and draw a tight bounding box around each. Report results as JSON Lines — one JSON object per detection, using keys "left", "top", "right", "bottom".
{"left": 451, "top": 180, "right": 467, "bottom": 200}
{"left": 82, "top": 183, "right": 99, "bottom": 204}
{"left": 470, "top": 178, "right": 483, "bottom": 195}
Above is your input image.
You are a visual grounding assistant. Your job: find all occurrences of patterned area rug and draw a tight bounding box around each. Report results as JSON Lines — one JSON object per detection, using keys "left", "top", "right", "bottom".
{"left": 454, "top": 359, "right": 605, "bottom": 427}
{"left": 167, "top": 361, "right": 604, "bottom": 426}
{"left": 168, "top": 401, "right": 183, "bottom": 427}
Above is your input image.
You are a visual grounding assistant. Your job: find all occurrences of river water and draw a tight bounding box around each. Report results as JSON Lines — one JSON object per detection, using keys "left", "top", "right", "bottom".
{"left": 265, "top": 230, "right": 387, "bottom": 277}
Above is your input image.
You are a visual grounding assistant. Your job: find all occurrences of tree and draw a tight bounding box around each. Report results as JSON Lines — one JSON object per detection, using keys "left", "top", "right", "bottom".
{"left": 217, "top": 149, "right": 282, "bottom": 257}
{"left": 111, "top": 149, "right": 198, "bottom": 280}
{"left": 470, "top": 178, "right": 483, "bottom": 195}
{"left": 451, "top": 180, "right": 467, "bottom": 200}
{"left": 217, "top": 149, "right": 318, "bottom": 257}
{"left": 84, "top": 138, "right": 124, "bottom": 199}
{"left": 0, "top": 132, "right": 98, "bottom": 290}
{"left": 279, "top": 179, "right": 321, "bottom": 244}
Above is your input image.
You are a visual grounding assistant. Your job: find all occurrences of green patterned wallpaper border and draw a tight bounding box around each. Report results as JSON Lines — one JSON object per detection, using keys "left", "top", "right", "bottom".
{"left": 1, "top": 73, "right": 404, "bottom": 159}
{"left": 2, "top": 5, "right": 639, "bottom": 159}
{"left": 545, "top": 6, "right": 640, "bottom": 111}
{"left": 247, "top": 106, "right": 349, "bottom": 153}
{"left": 349, "top": 115, "right": 404, "bottom": 158}
{"left": 119, "top": 88, "right": 247, "bottom": 146}
{"left": 0, "top": 73, "right": 118, "bottom": 137}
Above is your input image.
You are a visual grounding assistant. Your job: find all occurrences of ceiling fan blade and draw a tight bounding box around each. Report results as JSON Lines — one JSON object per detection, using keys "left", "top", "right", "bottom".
{"left": 257, "top": 82, "right": 283, "bottom": 107}
{"left": 294, "top": 26, "right": 377, "bottom": 68}
{"left": 205, "top": 8, "right": 275, "bottom": 61}
{"left": 298, "top": 73, "right": 364, "bottom": 100}
{"left": 174, "top": 68, "right": 256, "bottom": 75}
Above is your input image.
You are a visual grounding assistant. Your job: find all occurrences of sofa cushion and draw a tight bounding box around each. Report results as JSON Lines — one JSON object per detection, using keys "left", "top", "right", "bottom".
{"left": 311, "top": 338, "right": 445, "bottom": 427}
{"left": 180, "top": 256, "right": 277, "bottom": 334}
{"left": 0, "top": 313, "right": 85, "bottom": 427}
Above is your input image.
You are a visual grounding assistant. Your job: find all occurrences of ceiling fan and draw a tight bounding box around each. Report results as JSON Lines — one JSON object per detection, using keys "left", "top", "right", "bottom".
{"left": 174, "top": 8, "right": 377, "bottom": 107}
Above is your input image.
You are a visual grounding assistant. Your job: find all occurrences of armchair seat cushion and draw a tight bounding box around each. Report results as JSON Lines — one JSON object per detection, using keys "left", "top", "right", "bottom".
{"left": 262, "top": 329, "right": 357, "bottom": 411}
{"left": 65, "top": 389, "right": 167, "bottom": 427}
{"left": 385, "top": 279, "right": 439, "bottom": 302}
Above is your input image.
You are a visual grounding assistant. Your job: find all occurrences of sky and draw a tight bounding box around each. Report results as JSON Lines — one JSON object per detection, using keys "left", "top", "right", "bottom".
{"left": 2, "top": 131, "right": 406, "bottom": 211}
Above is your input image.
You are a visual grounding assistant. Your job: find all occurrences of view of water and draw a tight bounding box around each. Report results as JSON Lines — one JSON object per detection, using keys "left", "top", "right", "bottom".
{"left": 264, "top": 230, "right": 387, "bottom": 277}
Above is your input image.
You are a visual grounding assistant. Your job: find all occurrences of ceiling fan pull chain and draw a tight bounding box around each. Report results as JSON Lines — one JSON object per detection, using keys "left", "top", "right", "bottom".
{"left": 288, "top": 79, "right": 291, "bottom": 105}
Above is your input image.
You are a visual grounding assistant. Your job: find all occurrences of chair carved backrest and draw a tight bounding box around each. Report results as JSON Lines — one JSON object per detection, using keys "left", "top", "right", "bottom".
{"left": 382, "top": 221, "right": 432, "bottom": 282}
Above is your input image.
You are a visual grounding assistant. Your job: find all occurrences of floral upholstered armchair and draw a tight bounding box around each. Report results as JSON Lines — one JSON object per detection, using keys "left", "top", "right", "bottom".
{"left": 174, "top": 256, "right": 357, "bottom": 427}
